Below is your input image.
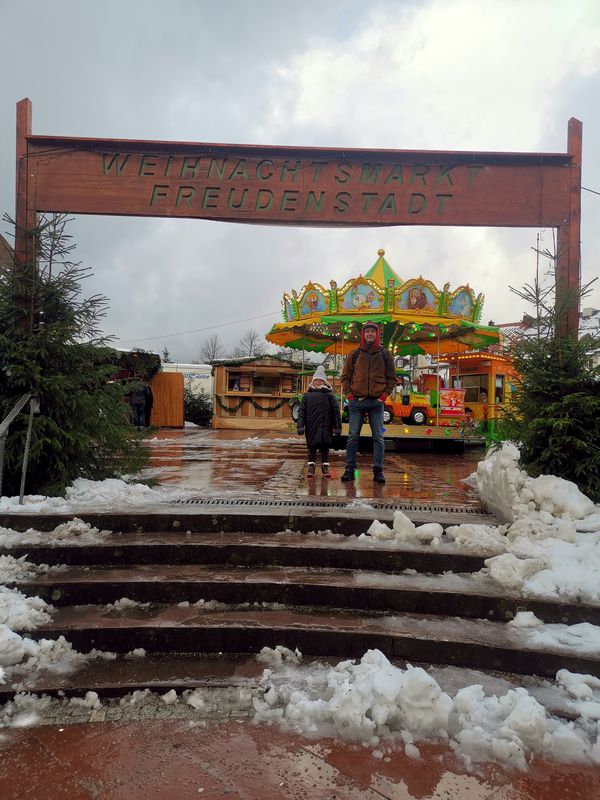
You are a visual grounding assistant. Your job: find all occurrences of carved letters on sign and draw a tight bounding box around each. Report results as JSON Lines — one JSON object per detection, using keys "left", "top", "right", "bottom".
{"left": 102, "top": 153, "right": 482, "bottom": 217}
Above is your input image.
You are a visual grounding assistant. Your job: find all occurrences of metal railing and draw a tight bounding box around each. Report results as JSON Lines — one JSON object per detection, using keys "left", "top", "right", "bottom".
{"left": 0, "top": 393, "right": 40, "bottom": 503}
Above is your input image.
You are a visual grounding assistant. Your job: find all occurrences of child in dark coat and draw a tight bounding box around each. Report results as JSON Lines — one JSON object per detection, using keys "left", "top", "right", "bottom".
{"left": 297, "top": 365, "right": 342, "bottom": 478}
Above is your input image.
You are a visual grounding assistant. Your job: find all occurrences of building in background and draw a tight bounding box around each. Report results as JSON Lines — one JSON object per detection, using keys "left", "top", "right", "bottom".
{"left": 160, "top": 362, "right": 213, "bottom": 397}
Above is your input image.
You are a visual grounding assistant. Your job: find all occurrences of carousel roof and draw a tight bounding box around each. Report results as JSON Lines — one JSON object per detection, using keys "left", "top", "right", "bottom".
{"left": 364, "top": 249, "right": 403, "bottom": 286}
{"left": 266, "top": 249, "right": 499, "bottom": 357}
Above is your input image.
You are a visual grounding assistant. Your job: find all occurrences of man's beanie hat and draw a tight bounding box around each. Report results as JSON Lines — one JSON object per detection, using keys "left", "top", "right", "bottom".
{"left": 362, "top": 321, "right": 379, "bottom": 330}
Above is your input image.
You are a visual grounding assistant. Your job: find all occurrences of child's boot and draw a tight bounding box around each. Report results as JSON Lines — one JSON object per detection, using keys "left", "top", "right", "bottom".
{"left": 322, "top": 462, "right": 332, "bottom": 478}
{"left": 307, "top": 462, "right": 316, "bottom": 478}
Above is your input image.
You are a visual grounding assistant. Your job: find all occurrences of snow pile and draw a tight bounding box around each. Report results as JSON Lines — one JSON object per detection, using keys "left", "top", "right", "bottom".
{"left": 125, "top": 648, "right": 146, "bottom": 659}
{"left": 524, "top": 623, "right": 600, "bottom": 657}
{"left": 161, "top": 689, "right": 178, "bottom": 705}
{"left": 0, "top": 519, "right": 111, "bottom": 548}
{"left": 0, "top": 554, "right": 53, "bottom": 583}
{"left": 69, "top": 690, "right": 101, "bottom": 710}
{"left": 0, "top": 625, "right": 25, "bottom": 667}
{"left": 256, "top": 646, "right": 302, "bottom": 666}
{"left": 484, "top": 554, "right": 547, "bottom": 591}
{"left": 0, "top": 632, "right": 91, "bottom": 678}
{"left": 475, "top": 443, "right": 596, "bottom": 524}
{"left": 441, "top": 445, "right": 600, "bottom": 602}
{"left": 0, "top": 477, "right": 196, "bottom": 513}
{"left": 20, "top": 635, "right": 89, "bottom": 675}
{"left": 345, "top": 499, "right": 375, "bottom": 510}
{"left": 444, "top": 523, "right": 508, "bottom": 554}
{"left": 253, "top": 648, "right": 600, "bottom": 771}
{"left": 105, "top": 597, "right": 151, "bottom": 611}
{"left": 0, "top": 692, "right": 53, "bottom": 728}
{"left": 361, "top": 511, "right": 443, "bottom": 547}
{"left": 0, "top": 587, "right": 54, "bottom": 630}
{"left": 483, "top": 530, "right": 600, "bottom": 603}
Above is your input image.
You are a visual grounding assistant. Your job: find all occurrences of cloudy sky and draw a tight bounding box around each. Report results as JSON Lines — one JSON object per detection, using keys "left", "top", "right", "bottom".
{"left": 1, "top": 0, "right": 599, "bottom": 362}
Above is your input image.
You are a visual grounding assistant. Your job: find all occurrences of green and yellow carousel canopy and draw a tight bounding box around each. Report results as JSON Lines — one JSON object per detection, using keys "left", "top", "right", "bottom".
{"left": 266, "top": 249, "right": 499, "bottom": 357}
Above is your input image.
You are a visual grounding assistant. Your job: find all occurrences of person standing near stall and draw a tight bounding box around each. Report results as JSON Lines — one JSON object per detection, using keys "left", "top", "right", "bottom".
{"left": 340, "top": 322, "right": 396, "bottom": 484}
{"left": 296, "top": 365, "right": 341, "bottom": 478}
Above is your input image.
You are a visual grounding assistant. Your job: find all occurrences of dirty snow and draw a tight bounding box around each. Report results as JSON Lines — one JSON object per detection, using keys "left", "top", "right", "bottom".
{"left": 0, "top": 518, "right": 111, "bottom": 548}
{"left": 0, "top": 587, "right": 54, "bottom": 630}
{"left": 253, "top": 648, "right": 600, "bottom": 772}
{"left": 0, "top": 477, "right": 196, "bottom": 513}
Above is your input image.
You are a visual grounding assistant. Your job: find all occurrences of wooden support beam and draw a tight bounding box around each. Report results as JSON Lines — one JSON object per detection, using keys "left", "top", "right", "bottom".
{"left": 556, "top": 118, "right": 582, "bottom": 338}
{"left": 14, "top": 97, "right": 36, "bottom": 332}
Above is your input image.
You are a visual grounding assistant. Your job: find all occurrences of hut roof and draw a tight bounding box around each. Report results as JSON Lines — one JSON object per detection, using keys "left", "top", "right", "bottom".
{"left": 211, "top": 354, "right": 308, "bottom": 369}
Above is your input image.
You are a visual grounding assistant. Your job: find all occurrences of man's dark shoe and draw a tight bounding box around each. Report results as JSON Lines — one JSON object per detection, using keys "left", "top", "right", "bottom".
{"left": 373, "top": 468, "right": 386, "bottom": 484}
{"left": 341, "top": 467, "right": 355, "bottom": 482}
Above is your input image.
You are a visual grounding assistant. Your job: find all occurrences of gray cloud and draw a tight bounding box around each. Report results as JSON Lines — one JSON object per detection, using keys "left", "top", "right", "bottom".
{"left": 1, "top": 0, "right": 599, "bottom": 361}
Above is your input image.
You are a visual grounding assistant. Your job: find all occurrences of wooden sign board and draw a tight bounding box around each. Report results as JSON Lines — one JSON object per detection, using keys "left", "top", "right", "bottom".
{"left": 25, "top": 136, "right": 572, "bottom": 228}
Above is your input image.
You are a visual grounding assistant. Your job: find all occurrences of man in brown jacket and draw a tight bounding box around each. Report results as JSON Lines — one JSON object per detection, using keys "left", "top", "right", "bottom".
{"left": 340, "top": 321, "right": 397, "bottom": 483}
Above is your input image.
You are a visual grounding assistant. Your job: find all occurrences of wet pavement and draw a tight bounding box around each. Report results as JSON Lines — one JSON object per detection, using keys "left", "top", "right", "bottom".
{"left": 142, "top": 428, "right": 482, "bottom": 508}
{"left": 2, "top": 719, "right": 599, "bottom": 799}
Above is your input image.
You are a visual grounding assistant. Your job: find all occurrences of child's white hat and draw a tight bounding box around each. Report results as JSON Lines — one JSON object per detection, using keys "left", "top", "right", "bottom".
{"left": 309, "top": 364, "right": 331, "bottom": 388}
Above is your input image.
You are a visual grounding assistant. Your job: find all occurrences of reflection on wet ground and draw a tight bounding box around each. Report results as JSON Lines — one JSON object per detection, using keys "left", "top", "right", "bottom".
{"left": 2, "top": 719, "right": 599, "bottom": 799}
{"left": 142, "top": 428, "right": 483, "bottom": 507}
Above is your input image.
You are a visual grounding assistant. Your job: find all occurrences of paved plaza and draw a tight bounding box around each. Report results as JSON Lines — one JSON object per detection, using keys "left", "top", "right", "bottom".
{"left": 141, "top": 428, "right": 483, "bottom": 508}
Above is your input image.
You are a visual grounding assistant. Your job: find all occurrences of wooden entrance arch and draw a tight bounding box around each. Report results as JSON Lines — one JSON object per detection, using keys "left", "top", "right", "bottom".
{"left": 14, "top": 98, "right": 581, "bottom": 335}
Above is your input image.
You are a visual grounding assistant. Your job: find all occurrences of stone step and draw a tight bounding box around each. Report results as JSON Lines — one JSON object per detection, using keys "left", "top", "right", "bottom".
{"left": 5, "top": 530, "right": 487, "bottom": 573}
{"left": 0, "top": 652, "right": 264, "bottom": 700}
{"left": 21, "top": 606, "right": 600, "bottom": 680}
{"left": 0, "top": 504, "right": 499, "bottom": 535}
{"left": 14, "top": 564, "right": 600, "bottom": 625}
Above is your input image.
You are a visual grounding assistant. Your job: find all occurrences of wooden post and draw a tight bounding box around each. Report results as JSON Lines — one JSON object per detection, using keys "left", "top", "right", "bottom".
{"left": 556, "top": 117, "right": 582, "bottom": 337}
{"left": 14, "top": 98, "right": 36, "bottom": 332}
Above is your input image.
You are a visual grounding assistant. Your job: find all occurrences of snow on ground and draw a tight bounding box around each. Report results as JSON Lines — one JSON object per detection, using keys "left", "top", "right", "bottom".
{"left": 252, "top": 647, "right": 600, "bottom": 772}
{"left": 351, "top": 444, "right": 600, "bottom": 606}
{"left": 0, "top": 477, "right": 197, "bottom": 513}
{"left": 1, "top": 646, "right": 599, "bottom": 774}
{"left": 0, "top": 587, "right": 54, "bottom": 631}
{"left": 0, "top": 554, "right": 60, "bottom": 583}
{"left": 0, "top": 523, "right": 122, "bottom": 687}
{"left": 0, "top": 518, "right": 111, "bottom": 548}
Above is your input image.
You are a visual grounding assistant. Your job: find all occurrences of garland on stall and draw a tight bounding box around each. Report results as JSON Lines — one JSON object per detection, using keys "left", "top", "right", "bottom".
{"left": 216, "top": 395, "right": 290, "bottom": 413}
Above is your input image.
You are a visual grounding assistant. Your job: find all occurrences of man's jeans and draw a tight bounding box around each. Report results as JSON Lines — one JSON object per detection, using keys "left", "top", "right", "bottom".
{"left": 345, "top": 397, "right": 385, "bottom": 469}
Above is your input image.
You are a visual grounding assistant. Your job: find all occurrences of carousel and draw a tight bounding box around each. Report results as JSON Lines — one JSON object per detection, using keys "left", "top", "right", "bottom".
{"left": 266, "top": 249, "right": 501, "bottom": 443}
{"left": 267, "top": 249, "right": 498, "bottom": 358}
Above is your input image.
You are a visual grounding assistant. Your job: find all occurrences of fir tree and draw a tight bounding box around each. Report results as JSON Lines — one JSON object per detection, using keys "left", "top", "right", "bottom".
{"left": 499, "top": 263, "right": 600, "bottom": 502}
{"left": 0, "top": 214, "right": 147, "bottom": 496}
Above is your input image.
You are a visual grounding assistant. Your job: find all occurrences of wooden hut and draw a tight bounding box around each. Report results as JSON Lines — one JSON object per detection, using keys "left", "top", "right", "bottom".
{"left": 211, "top": 355, "right": 306, "bottom": 431}
{"left": 113, "top": 349, "right": 184, "bottom": 428}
